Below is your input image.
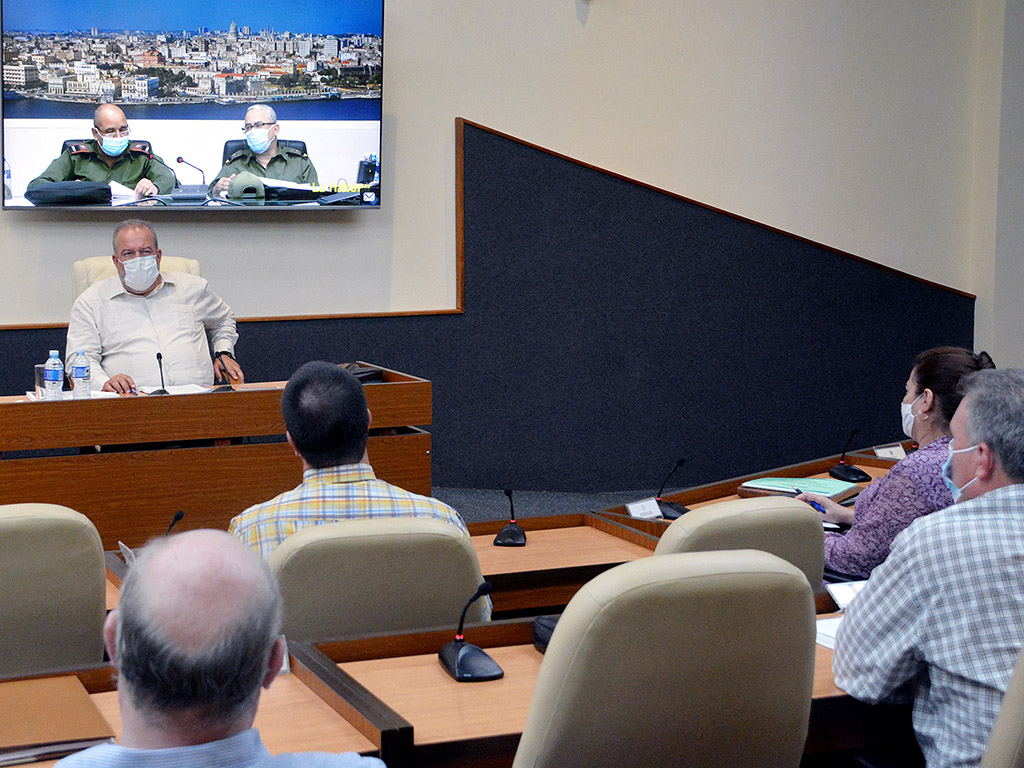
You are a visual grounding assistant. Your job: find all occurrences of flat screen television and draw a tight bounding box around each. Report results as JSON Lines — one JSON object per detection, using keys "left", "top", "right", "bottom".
{"left": 1, "top": 0, "right": 383, "bottom": 210}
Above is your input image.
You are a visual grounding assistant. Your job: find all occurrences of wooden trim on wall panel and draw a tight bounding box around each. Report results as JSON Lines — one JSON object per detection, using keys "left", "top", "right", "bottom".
{"left": 455, "top": 118, "right": 976, "bottom": 301}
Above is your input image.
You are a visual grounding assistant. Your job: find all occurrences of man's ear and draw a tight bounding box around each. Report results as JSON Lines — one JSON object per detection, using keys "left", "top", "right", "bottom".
{"left": 262, "top": 637, "right": 286, "bottom": 689}
{"left": 367, "top": 408, "right": 372, "bottom": 430}
{"left": 103, "top": 610, "right": 119, "bottom": 664}
{"left": 976, "top": 442, "right": 998, "bottom": 481}
{"left": 285, "top": 431, "right": 301, "bottom": 459}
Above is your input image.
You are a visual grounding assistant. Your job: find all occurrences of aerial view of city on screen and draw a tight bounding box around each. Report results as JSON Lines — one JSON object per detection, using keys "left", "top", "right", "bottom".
{"left": 2, "top": 2, "right": 382, "bottom": 117}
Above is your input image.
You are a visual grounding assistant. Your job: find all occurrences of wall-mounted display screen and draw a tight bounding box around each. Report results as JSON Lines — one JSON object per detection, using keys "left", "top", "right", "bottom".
{"left": 1, "top": 0, "right": 383, "bottom": 210}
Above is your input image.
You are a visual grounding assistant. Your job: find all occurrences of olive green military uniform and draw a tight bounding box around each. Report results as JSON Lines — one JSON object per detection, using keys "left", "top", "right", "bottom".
{"left": 209, "top": 144, "right": 318, "bottom": 193}
{"left": 26, "top": 140, "right": 175, "bottom": 193}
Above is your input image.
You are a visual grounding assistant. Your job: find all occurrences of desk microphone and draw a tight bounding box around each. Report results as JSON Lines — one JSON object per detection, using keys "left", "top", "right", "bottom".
{"left": 493, "top": 488, "right": 526, "bottom": 547}
{"left": 145, "top": 152, "right": 181, "bottom": 188}
{"left": 176, "top": 156, "right": 206, "bottom": 186}
{"left": 165, "top": 510, "right": 184, "bottom": 535}
{"left": 655, "top": 457, "right": 690, "bottom": 520}
{"left": 151, "top": 352, "right": 169, "bottom": 395}
{"left": 439, "top": 583, "right": 503, "bottom": 682}
{"left": 829, "top": 428, "right": 871, "bottom": 483}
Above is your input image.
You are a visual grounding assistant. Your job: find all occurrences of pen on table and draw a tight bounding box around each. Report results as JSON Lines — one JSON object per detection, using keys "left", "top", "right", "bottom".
{"left": 793, "top": 487, "right": 827, "bottom": 514}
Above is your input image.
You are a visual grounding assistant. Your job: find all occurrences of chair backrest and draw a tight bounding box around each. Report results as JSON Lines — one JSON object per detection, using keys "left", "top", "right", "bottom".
{"left": 222, "top": 139, "right": 309, "bottom": 166}
{"left": 982, "top": 643, "right": 1024, "bottom": 768}
{"left": 72, "top": 255, "right": 201, "bottom": 303}
{"left": 512, "top": 550, "right": 816, "bottom": 768}
{"left": 653, "top": 496, "right": 825, "bottom": 588}
{"left": 269, "top": 517, "right": 487, "bottom": 642}
{"left": 0, "top": 503, "right": 106, "bottom": 678}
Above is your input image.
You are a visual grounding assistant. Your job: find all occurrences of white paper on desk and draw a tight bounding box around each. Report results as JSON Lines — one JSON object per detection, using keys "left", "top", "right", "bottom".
{"left": 109, "top": 180, "right": 139, "bottom": 205}
{"left": 626, "top": 498, "right": 663, "bottom": 520}
{"left": 138, "top": 384, "right": 209, "bottom": 395}
{"left": 816, "top": 616, "right": 843, "bottom": 649}
{"left": 24, "top": 390, "right": 119, "bottom": 401}
{"left": 825, "top": 580, "right": 867, "bottom": 611}
{"left": 262, "top": 178, "right": 314, "bottom": 190}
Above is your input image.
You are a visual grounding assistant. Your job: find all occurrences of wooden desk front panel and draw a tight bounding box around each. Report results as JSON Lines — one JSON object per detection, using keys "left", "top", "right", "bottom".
{"left": 1, "top": 431, "right": 431, "bottom": 549}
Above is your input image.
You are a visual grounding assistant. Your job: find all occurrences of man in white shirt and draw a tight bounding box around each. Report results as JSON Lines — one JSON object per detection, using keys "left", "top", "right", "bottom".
{"left": 66, "top": 219, "right": 244, "bottom": 393}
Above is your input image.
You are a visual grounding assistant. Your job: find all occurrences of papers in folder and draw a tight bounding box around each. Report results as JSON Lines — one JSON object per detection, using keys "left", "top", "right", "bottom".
{"left": 738, "top": 476, "right": 860, "bottom": 502}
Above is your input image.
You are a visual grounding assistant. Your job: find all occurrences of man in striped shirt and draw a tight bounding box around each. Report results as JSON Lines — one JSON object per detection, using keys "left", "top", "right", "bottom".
{"left": 229, "top": 361, "right": 470, "bottom": 560}
{"left": 834, "top": 369, "right": 1024, "bottom": 768}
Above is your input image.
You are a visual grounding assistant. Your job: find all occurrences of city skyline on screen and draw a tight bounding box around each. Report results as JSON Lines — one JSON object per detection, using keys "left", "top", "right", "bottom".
{"left": 2, "top": 0, "right": 383, "bottom": 36}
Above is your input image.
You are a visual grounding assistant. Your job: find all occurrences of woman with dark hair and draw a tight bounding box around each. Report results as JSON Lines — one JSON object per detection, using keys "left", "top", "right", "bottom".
{"left": 798, "top": 347, "right": 995, "bottom": 578}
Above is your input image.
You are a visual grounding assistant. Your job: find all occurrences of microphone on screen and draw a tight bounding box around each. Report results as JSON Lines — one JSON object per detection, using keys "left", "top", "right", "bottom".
{"left": 165, "top": 510, "right": 184, "bottom": 536}
{"left": 150, "top": 352, "right": 169, "bottom": 395}
{"left": 829, "top": 428, "right": 871, "bottom": 483}
{"left": 654, "top": 457, "right": 690, "bottom": 520}
{"left": 493, "top": 488, "right": 527, "bottom": 547}
{"left": 176, "top": 156, "right": 207, "bottom": 186}
{"left": 439, "top": 583, "right": 504, "bottom": 682}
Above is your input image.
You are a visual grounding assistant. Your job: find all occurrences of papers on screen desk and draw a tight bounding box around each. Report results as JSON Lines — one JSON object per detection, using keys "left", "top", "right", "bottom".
{"left": 816, "top": 617, "right": 843, "bottom": 649}
{"left": 0, "top": 676, "right": 114, "bottom": 765}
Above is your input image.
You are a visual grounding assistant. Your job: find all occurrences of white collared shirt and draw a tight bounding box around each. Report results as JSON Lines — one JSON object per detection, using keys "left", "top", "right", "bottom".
{"left": 66, "top": 273, "right": 238, "bottom": 390}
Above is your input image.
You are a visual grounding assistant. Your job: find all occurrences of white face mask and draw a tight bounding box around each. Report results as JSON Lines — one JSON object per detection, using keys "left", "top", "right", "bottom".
{"left": 122, "top": 254, "right": 160, "bottom": 292}
{"left": 901, "top": 393, "right": 923, "bottom": 438}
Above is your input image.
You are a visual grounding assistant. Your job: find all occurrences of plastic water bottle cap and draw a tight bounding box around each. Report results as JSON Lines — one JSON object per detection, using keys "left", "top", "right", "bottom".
{"left": 49, "top": 350, "right": 59, "bottom": 356}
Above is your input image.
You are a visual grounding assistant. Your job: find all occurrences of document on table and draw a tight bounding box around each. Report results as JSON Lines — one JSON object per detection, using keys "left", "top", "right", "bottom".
{"left": 816, "top": 616, "right": 843, "bottom": 649}
{"left": 138, "top": 384, "right": 210, "bottom": 395}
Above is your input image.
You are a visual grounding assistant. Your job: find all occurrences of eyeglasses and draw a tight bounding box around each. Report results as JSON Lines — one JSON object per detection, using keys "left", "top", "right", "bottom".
{"left": 96, "top": 126, "right": 131, "bottom": 138}
{"left": 116, "top": 248, "right": 156, "bottom": 262}
{"left": 242, "top": 121, "right": 276, "bottom": 133}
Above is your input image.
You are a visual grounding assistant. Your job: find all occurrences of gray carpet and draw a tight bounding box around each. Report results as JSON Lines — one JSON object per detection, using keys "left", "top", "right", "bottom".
{"left": 432, "top": 486, "right": 688, "bottom": 524}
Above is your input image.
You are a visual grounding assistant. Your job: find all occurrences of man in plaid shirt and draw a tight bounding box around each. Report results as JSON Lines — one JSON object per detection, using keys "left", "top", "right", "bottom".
{"left": 834, "top": 369, "right": 1024, "bottom": 767}
{"left": 229, "top": 361, "right": 471, "bottom": 560}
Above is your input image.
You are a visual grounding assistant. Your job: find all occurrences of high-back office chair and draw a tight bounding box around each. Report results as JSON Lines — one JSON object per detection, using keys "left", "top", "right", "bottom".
{"left": 0, "top": 503, "right": 106, "bottom": 678}
{"left": 653, "top": 496, "right": 825, "bottom": 589}
{"left": 269, "top": 517, "right": 488, "bottom": 642}
{"left": 221, "top": 139, "right": 309, "bottom": 166}
{"left": 72, "top": 256, "right": 201, "bottom": 303}
{"left": 512, "top": 550, "right": 816, "bottom": 768}
{"left": 981, "top": 643, "right": 1024, "bottom": 768}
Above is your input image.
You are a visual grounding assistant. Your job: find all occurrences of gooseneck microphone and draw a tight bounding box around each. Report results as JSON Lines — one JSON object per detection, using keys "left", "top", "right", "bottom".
{"left": 493, "top": 488, "right": 527, "bottom": 547}
{"left": 439, "top": 583, "right": 504, "bottom": 682}
{"left": 165, "top": 510, "right": 184, "bottom": 535}
{"left": 151, "top": 352, "right": 169, "bottom": 395}
{"left": 176, "top": 156, "right": 207, "bottom": 186}
{"left": 655, "top": 457, "right": 690, "bottom": 520}
{"left": 829, "top": 428, "right": 871, "bottom": 483}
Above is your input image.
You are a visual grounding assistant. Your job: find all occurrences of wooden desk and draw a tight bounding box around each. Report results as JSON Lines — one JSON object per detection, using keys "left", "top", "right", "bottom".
{"left": 309, "top": 619, "right": 912, "bottom": 767}
{"left": 0, "top": 363, "right": 432, "bottom": 549}
{"left": 467, "top": 514, "right": 658, "bottom": 618}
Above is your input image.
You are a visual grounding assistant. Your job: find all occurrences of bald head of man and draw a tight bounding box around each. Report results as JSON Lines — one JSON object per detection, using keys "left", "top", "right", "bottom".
{"left": 105, "top": 530, "right": 284, "bottom": 749}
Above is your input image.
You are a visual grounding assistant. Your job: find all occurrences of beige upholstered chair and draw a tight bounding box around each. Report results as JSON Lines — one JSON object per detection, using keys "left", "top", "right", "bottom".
{"left": 0, "top": 503, "right": 106, "bottom": 677}
{"left": 71, "top": 255, "right": 201, "bottom": 302}
{"left": 269, "top": 517, "right": 488, "bottom": 642}
{"left": 982, "top": 644, "right": 1024, "bottom": 768}
{"left": 512, "top": 550, "right": 816, "bottom": 768}
{"left": 653, "top": 496, "right": 825, "bottom": 588}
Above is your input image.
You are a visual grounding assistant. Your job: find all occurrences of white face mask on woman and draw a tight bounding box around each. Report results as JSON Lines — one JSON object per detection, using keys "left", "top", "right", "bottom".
{"left": 901, "top": 393, "right": 923, "bottom": 438}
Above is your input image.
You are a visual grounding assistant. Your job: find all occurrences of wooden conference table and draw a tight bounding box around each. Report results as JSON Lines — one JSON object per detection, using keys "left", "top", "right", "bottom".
{"left": 0, "top": 363, "right": 432, "bottom": 549}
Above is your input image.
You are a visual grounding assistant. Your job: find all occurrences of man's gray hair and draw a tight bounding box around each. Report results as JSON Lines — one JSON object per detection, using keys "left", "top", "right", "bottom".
{"left": 246, "top": 104, "right": 277, "bottom": 124}
{"left": 112, "top": 219, "right": 158, "bottom": 252}
{"left": 961, "top": 368, "right": 1024, "bottom": 482}
{"left": 115, "top": 537, "right": 283, "bottom": 724}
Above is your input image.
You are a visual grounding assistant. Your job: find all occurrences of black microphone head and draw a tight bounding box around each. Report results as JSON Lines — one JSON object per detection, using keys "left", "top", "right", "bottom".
{"left": 176, "top": 156, "right": 185, "bottom": 163}
{"left": 504, "top": 488, "right": 513, "bottom": 499}
{"left": 674, "top": 457, "right": 686, "bottom": 469}
{"left": 156, "top": 352, "right": 163, "bottom": 361}
{"left": 850, "top": 428, "right": 860, "bottom": 438}
{"left": 478, "top": 581, "right": 493, "bottom": 596}
{"left": 171, "top": 510, "right": 184, "bottom": 522}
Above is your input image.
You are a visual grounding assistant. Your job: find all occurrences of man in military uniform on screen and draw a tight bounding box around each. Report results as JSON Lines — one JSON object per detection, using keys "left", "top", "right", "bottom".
{"left": 210, "top": 104, "right": 318, "bottom": 197}
{"left": 26, "top": 104, "right": 175, "bottom": 197}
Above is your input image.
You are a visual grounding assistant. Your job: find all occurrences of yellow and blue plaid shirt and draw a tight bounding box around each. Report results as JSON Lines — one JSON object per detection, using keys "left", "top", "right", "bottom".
{"left": 229, "top": 463, "right": 471, "bottom": 560}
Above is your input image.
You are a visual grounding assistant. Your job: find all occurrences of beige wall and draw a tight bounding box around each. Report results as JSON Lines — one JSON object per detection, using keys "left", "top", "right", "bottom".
{"left": 1, "top": 1, "right": 1015, "bottom": 362}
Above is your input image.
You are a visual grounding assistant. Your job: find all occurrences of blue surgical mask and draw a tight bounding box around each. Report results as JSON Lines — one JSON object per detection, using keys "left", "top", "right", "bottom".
{"left": 941, "top": 442, "right": 979, "bottom": 503}
{"left": 246, "top": 129, "right": 273, "bottom": 155}
{"left": 100, "top": 135, "right": 129, "bottom": 157}
{"left": 122, "top": 254, "right": 160, "bottom": 293}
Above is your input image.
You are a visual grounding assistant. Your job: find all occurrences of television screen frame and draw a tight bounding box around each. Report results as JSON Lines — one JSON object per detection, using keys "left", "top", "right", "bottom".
{"left": 1, "top": 0, "right": 383, "bottom": 211}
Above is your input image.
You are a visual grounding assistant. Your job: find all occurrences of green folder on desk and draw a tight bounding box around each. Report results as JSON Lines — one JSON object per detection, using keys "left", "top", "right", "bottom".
{"left": 738, "top": 476, "right": 860, "bottom": 501}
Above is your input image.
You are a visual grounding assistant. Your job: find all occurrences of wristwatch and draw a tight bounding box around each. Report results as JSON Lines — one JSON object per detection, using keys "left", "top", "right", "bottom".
{"left": 214, "top": 350, "right": 236, "bottom": 363}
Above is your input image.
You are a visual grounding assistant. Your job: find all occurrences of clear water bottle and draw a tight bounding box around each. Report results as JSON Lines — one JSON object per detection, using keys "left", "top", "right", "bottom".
{"left": 71, "top": 349, "right": 91, "bottom": 399}
{"left": 43, "top": 349, "right": 63, "bottom": 401}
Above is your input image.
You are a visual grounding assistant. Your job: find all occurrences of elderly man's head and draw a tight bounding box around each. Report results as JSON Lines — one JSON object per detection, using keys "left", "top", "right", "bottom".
{"left": 107, "top": 530, "right": 284, "bottom": 731}
{"left": 92, "top": 104, "right": 130, "bottom": 157}
{"left": 111, "top": 219, "right": 162, "bottom": 295}
{"left": 243, "top": 105, "right": 279, "bottom": 155}
{"left": 282, "top": 361, "right": 370, "bottom": 469}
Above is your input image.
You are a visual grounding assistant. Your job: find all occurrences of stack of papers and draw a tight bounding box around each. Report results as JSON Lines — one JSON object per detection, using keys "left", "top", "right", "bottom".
{"left": 738, "top": 476, "right": 861, "bottom": 502}
{"left": 825, "top": 580, "right": 867, "bottom": 611}
{"left": 816, "top": 617, "right": 843, "bottom": 649}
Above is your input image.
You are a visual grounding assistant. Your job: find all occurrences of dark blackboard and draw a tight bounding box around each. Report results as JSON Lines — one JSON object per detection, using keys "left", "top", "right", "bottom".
{"left": 0, "top": 120, "right": 975, "bottom": 493}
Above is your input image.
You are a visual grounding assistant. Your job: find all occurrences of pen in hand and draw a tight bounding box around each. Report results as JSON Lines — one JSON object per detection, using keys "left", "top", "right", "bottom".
{"left": 793, "top": 487, "right": 827, "bottom": 515}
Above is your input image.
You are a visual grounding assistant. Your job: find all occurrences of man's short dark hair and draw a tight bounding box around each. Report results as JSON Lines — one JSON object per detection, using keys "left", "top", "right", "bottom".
{"left": 282, "top": 361, "right": 369, "bottom": 468}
